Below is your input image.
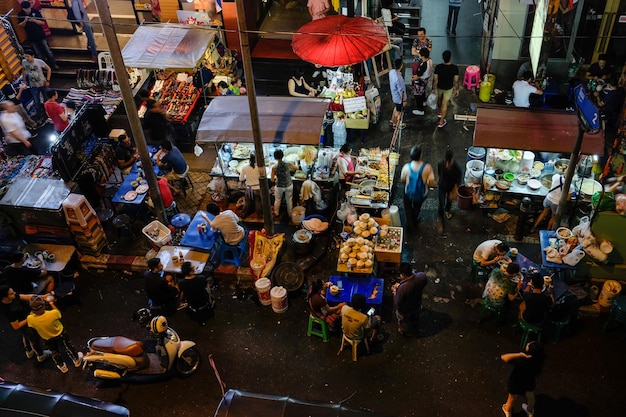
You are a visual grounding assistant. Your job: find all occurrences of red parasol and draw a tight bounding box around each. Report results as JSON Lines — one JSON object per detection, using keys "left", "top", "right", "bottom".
{"left": 291, "top": 15, "right": 389, "bottom": 67}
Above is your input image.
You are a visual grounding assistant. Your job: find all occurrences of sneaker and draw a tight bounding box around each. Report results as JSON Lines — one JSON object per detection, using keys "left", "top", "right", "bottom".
{"left": 501, "top": 404, "right": 511, "bottom": 417}
{"left": 438, "top": 119, "right": 447, "bottom": 128}
{"left": 37, "top": 350, "right": 52, "bottom": 362}
{"left": 451, "top": 31, "right": 457, "bottom": 37}
{"left": 412, "top": 110, "right": 424, "bottom": 116}
{"left": 57, "top": 363, "right": 69, "bottom": 373}
{"left": 73, "top": 352, "right": 84, "bottom": 367}
{"left": 522, "top": 403, "right": 534, "bottom": 417}
{"left": 445, "top": 211, "right": 453, "bottom": 220}
{"left": 437, "top": 112, "right": 442, "bottom": 118}
{"left": 25, "top": 349, "right": 35, "bottom": 359}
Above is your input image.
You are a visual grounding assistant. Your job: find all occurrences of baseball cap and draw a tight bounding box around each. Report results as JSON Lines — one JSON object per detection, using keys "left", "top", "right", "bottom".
{"left": 29, "top": 295, "right": 45, "bottom": 311}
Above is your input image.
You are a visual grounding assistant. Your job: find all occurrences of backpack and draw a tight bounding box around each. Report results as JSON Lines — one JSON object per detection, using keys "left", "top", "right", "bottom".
{"left": 405, "top": 163, "right": 427, "bottom": 203}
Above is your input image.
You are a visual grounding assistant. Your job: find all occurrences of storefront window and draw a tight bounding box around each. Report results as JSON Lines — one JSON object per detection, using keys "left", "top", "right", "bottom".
{"left": 520, "top": 0, "right": 580, "bottom": 60}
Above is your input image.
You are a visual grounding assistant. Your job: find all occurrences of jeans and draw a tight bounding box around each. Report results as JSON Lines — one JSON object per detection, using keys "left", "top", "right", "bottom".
{"left": 438, "top": 187, "right": 454, "bottom": 219}
{"left": 447, "top": 6, "right": 461, "bottom": 33}
{"left": 29, "top": 86, "right": 45, "bottom": 118}
{"left": 274, "top": 184, "right": 293, "bottom": 217}
{"left": 82, "top": 22, "right": 97, "bottom": 57}
{"left": 31, "top": 38, "right": 57, "bottom": 68}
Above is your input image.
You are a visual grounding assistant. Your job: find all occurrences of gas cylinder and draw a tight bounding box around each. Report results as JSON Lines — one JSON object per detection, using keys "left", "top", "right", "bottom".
{"left": 479, "top": 75, "right": 492, "bottom": 102}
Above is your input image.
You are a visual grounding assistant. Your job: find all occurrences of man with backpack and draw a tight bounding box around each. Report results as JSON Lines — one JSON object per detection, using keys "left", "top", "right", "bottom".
{"left": 400, "top": 145, "right": 434, "bottom": 232}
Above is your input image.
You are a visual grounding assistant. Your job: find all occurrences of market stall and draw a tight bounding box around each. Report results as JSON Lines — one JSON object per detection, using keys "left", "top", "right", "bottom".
{"left": 121, "top": 23, "right": 225, "bottom": 149}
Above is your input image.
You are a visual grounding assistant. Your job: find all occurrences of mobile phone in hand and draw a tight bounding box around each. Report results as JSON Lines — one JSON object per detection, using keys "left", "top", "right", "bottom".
{"left": 367, "top": 307, "right": 375, "bottom": 316}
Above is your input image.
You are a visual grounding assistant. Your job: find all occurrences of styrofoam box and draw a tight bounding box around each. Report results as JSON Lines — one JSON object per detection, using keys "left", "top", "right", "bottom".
{"left": 142, "top": 220, "right": 171, "bottom": 247}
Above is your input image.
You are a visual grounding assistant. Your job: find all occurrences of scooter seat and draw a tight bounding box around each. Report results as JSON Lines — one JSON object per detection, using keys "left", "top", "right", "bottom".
{"left": 91, "top": 336, "right": 145, "bottom": 357}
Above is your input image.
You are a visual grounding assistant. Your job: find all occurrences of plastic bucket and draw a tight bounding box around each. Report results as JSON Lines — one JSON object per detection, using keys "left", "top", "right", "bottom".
{"left": 598, "top": 280, "right": 622, "bottom": 308}
{"left": 270, "top": 286, "right": 288, "bottom": 313}
{"left": 291, "top": 206, "right": 306, "bottom": 225}
{"left": 465, "top": 160, "right": 484, "bottom": 184}
{"left": 255, "top": 277, "right": 272, "bottom": 306}
{"left": 457, "top": 185, "right": 474, "bottom": 210}
{"left": 487, "top": 74, "right": 496, "bottom": 93}
{"left": 467, "top": 146, "right": 486, "bottom": 162}
{"left": 521, "top": 151, "right": 535, "bottom": 172}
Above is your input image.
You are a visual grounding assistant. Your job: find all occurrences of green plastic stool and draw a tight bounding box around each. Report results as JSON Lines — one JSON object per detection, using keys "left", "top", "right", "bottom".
{"left": 518, "top": 318, "right": 542, "bottom": 349}
{"left": 551, "top": 315, "right": 570, "bottom": 343}
{"left": 307, "top": 315, "right": 329, "bottom": 342}
{"left": 603, "top": 296, "right": 626, "bottom": 333}
{"left": 472, "top": 260, "right": 490, "bottom": 282}
{"left": 480, "top": 298, "right": 504, "bottom": 324}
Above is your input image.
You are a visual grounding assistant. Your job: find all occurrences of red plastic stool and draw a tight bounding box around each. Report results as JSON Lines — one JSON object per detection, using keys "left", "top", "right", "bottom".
{"left": 463, "top": 65, "right": 481, "bottom": 90}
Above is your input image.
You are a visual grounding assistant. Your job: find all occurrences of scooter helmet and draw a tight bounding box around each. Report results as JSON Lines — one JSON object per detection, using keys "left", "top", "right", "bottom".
{"left": 133, "top": 308, "right": 153, "bottom": 326}
{"left": 150, "top": 316, "right": 169, "bottom": 334}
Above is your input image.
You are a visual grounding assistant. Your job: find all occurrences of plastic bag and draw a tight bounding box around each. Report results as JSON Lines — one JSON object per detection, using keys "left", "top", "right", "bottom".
{"left": 591, "top": 191, "right": 615, "bottom": 211}
{"left": 332, "top": 119, "right": 347, "bottom": 148}
{"left": 194, "top": 143, "right": 204, "bottom": 156}
{"left": 427, "top": 92, "right": 437, "bottom": 110}
{"left": 563, "top": 247, "right": 585, "bottom": 266}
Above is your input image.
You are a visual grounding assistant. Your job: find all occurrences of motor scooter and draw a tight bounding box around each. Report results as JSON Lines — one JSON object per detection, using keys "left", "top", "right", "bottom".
{"left": 82, "top": 309, "right": 201, "bottom": 380}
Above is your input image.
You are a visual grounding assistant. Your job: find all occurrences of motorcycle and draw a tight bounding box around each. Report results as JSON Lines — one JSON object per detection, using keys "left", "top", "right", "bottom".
{"left": 82, "top": 309, "right": 201, "bottom": 380}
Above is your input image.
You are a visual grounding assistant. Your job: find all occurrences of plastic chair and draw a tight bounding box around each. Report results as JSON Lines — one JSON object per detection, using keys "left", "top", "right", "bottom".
{"left": 98, "top": 52, "right": 114, "bottom": 71}
{"left": 480, "top": 297, "right": 504, "bottom": 324}
{"left": 603, "top": 296, "right": 626, "bottom": 333}
{"left": 518, "top": 318, "right": 542, "bottom": 349}
{"left": 337, "top": 333, "right": 369, "bottom": 361}
{"left": 471, "top": 259, "right": 489, "bottom": 282}
{"left": 463, "top": 65, "right": 481, "bottom": 90}
{"left": 307, "top": 315, "right": 329, "bottom": 342}
{"left": 219, "top": 238, "right": 247, "bottom": 267}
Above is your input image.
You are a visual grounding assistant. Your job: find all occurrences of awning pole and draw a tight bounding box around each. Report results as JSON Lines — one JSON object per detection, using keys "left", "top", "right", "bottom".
{"left": 235, "top": 0, "right": 274, "bottom": 234}
{"left": 554, "top": 127, "right": 584, "bottom": 230}
{"left": 94, "top": 0, "right": 166, "bottom": 224}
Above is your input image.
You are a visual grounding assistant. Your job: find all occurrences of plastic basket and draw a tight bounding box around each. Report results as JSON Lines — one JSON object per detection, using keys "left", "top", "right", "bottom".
{"left": 142, "top": 220, "right": 171, "bottom": 247}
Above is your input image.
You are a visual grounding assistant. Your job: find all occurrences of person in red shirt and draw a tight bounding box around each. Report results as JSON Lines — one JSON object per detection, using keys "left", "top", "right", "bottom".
{"left": 44, "top": 89, "right": 69, "bottom": 133}
{"left": 146, "top": 177, "right": 174, "bottom": 210}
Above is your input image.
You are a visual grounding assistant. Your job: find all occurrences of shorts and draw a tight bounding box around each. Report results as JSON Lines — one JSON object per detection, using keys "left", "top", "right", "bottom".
{"left": 437, "top": 87, "right": 453, "bottom": 102}
{"left": 543, "top": 196, "right": 559, "bottom": 214}
{"left": 394, "top": 103, "right": 403, "bottom": 112}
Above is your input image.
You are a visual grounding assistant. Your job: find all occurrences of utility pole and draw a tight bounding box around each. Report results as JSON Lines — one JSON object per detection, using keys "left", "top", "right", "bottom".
{"left": 235, "top": 0, "right": 274, "bottom": 234}
{"left": 93, "top": 0, "right": 166, "bottom": 224}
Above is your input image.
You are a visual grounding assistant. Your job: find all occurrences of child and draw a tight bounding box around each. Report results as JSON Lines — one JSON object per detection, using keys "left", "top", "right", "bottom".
{"left": 228, "top": 77, "right": 242, "bottom": 95}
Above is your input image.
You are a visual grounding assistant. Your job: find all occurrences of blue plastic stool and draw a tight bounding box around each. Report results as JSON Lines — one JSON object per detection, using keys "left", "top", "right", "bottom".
{"left": 220, "top": 238, "right": 247, "bottom": 267}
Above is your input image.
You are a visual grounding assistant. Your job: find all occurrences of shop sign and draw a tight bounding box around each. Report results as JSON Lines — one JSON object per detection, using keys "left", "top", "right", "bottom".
{"left": 574, "top": 85, "right": 600, "bottom": 133}
{"left": 342, "top": 96, "right": 367, "bottom": 113}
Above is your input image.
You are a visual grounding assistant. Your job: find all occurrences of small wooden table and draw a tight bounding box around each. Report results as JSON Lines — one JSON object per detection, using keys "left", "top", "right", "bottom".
{"left": 156, "top": 245, "right": 210, "bottom": 274}
{"left": 24, "top": 243, "right": 76, "bottom": 272}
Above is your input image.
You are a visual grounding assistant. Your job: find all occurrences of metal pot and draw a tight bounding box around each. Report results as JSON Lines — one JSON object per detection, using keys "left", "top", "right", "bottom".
{"left": 346, "top": 179, "right": 377, "bottom": 195}
{"left": 554, "top": 158, "right": 570, "bottom": 174}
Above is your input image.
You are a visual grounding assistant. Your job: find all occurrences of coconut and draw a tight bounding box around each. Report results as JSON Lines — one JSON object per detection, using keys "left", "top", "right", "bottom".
{"left": 380, "top": 230, "right": 388, "bottom": 237}
{"left": 354, "top": 227, "right": 363, "bottom": 235}
{"left": 358, "top": 252, "right": 368, "bottom": 260}
{"left": 349, "top": 251, "right": 358, "bottom": 258}
{"left": 365, "top": 259, "right": 373, "bottom": 267}
{"left": 369, "top": 227, "right": 378, "bottom": 235}
{"left": 360, "top": 213, "right": 370, "bottom": 222}
{"left": 367, "top": 219, "right": 375, "bottom": 227}
{"left": 340, "top": 253, "right": 349, "bottom": 261}
{"left": 356, "top": 260, "right": 365, "bottom": 268}
{"left": 356, "top": 237, "right": 365, "bottom": 245}
{"left": 362, "top": 231, "right": 370, "bottom": 238}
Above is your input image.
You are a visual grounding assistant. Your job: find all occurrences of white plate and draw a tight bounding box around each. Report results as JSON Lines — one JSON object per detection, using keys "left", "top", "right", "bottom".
{"left": 228, "top": 160, "right": 238, "bottom": 168}
{"left": 136, "top": 184, "right": 149, "bottom": 194}
{"left": 25, "top": 259, "right": 42, "bottom": 269}
{"left": 124, "top": 191, "right": 138, "bottom": 201}
{"left": 527, "top": 179, "right": 541, "bottom": 190}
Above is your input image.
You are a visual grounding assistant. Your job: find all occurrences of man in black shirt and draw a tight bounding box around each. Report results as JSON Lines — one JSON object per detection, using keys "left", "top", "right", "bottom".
{"left": 0, "top": 284, "right": 50, "bottom": 362}
{"left": 520, "top": 273, "right": 554, "bottom": 325}
{"left": 142, "top": 99, "right": 174, "bottom": 146}
{"left": 437, "top": 149, "right": 463, "bottom": 234}
{"left": 392, "top": 262, "right": 428, "bottom": 337}
{"left": 144, "top": 258, "right": 179, "bottom": 316}
{"left": 5, "top": 250, "right": 54, "bottom": 295}
{"left": 17, "top": 1, "right": 58, "bottom": 69}
{"left": 433, "top": 50, "right": 459, "bottom": 129}
{"left": 115, "top": 134, "right": 138, "bottom": 174}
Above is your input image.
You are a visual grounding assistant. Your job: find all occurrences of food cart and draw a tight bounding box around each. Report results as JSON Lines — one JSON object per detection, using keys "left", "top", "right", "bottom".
{"left": 121, "top": 23, "right": 224, "bottom": 150}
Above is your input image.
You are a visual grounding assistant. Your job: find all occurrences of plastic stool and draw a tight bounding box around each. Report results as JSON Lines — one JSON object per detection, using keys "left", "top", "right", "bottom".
{"left": 518, "top": 318, "right": 542, "bottom": 349}
{"left": 463, "top": 65, "right": 481, "bottom": 90}
{"left": 307, "top": 315, "right": 329, "bottom": 342}
{"left": 164, "top": 201, "right": 180, "bottom": 222}
{"left": 480, "top": 298, "right": 504, "bottom": 324}
{"left": 603, "top": 296, "right": 626, "bottom": 332}
{"left": 177, "top": 175, "right": 194, "bottom": 198}
{"left": 337, "top": 333, "right": 369, "bottom": 361}
{"left": 112, "top": 214, "right": 134, "bottom": 239}
{"left": 471, "top": 260, "right": 489, "bottom": 282}
{"left": 551, "top": 314, "right": 570, "bottom": 343}
{"left": 220, "top": 238, "right": 247, "bottom": 267}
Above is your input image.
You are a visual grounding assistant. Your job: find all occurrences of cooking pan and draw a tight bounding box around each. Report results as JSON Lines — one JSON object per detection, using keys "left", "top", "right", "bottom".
{"left": 345, "top": 179, "right": 377, "bottom": 195}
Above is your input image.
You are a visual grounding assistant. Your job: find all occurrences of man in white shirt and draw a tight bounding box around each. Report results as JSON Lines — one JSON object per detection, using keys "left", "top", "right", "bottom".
{"left": 204, "top": 202, "right": 245, "bottom": 245}
{"left": 0, "top": 101, "right": 33, "bottom": 156}
{"left": 513, "top": 71, "right": 543, "bottom": 108}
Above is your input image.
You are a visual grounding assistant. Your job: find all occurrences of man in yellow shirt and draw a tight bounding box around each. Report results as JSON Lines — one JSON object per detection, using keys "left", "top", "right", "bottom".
{"left": 26, "top": 295, "right": 83, "bottom": 373}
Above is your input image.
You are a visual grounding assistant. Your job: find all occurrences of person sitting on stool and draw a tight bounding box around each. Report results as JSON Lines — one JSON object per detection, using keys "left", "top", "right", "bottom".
{"left": 203, "top": 202, "right": 245, "bottom": 246}
{"left": 155, "top": 139, "right": 189, "bottom": 196}
{"left": 473, "top": 239, "right": 509, "bottom": 268}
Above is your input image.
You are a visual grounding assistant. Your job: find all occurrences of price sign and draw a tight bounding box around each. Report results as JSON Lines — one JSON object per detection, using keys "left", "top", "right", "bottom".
{"left": 342, "top": 96, "right": 367, "bottom": 113}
